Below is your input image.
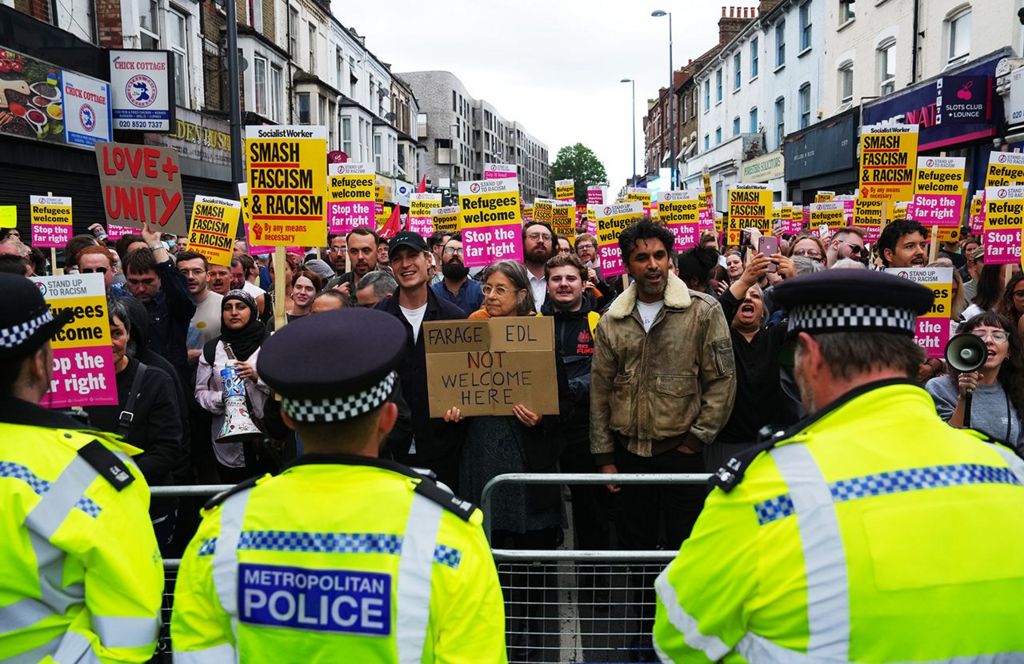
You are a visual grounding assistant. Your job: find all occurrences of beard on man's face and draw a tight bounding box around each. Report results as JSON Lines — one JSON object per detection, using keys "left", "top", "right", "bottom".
{"left": 442, "top": 261, "right": 470, "bottom": 281}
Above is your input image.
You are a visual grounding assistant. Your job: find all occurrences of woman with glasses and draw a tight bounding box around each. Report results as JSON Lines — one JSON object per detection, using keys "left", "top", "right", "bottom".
{"left": 785, "top": 234, "right": 826, "bottom": 265}
{"left": 926, "top": 312, "right": 1024, "bottom": 451}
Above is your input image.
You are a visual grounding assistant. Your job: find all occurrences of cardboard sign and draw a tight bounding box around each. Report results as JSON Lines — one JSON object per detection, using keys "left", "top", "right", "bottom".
{"left": 555, "top": 179, "right": 575, "bottom": 201}
{"left": 408, "top": 193, "right": 441, "bottom": 237}
{"left": 595, "top": 201, "right": 643, "bottom": 279}
{"left": 483, "top": 163, "right": 517, "bottom": 180}
{"left": 586, "top": 186, "right": 604, "bottom": 205}
{"left": 458, "top": 178, "right": 523, "bottom": 267}
{"left": 853, "top": 198, "right": 885, "bottom": 242}
{"left": 34, "top": 273, "right": 117, "bottom": 408}
{"left": 858, "top": 123, "right": 918, "bottom": 218}
{"left": 327, "top": 162, "right": 375, "bottom": 236}
{"left": 984, "top": 186, "right": 1024, "bottom": 265}
{"left": 658, "top": 191, "right": 701, "bottom": 252}
{"left": 96, "top": 141, "right": 186, "bottom": 235}
{"left": 424, "top": 317, "right": 558, "bottom": 417}
{"left": 188, "top": 195, "right": 240, "bottom": 267}
{"left": 551, "top": 200, "right": 575, "bottom": 242}
{"left": 533, "top": 199, "right": 554, "bottom": 224}
{"left": 431, "top": 206, "right": 460, "bottom": 234}
{"left": 885, "top": 267, "right": 953, "bottom": 359}
{"left": 245, "top": 125, "right": 327, "bottom": 247}
{"left": 30, "top": 195, "right": 72, "bottom": 248}
{"left": 727, "top": 184, "right": 772, "bottom": 245}
{"left": 909, "top": 156, "right": 965, "bottom": 227}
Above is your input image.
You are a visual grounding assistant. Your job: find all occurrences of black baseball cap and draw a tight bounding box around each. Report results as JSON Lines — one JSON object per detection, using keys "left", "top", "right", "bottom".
{"left": 388, "top": 231, "right": 429, "bottom": 257}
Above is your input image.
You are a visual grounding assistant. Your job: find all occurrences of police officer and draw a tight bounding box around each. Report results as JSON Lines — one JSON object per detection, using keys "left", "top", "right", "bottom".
{"left": 171, "top": 308, "right": 506, "bottom": 662}
{"left": 0, "top": 273, "right": 163, "bottom": 662}
{"left": 653, "top": 269, "right": 1024, "bottom": 661}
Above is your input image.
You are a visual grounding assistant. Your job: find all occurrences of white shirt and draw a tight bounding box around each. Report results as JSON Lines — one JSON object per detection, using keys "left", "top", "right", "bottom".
{"left": 400, "top": 303, "right": 428, "bottom": 343}
{"left": 528, "top": 272, "right": 547, "bottom": 310}
{"left": 636, "top": 299, "right": 665, "bottom": 333}
{"left": 243, "top": 280, "right": 265, "bottom": 297}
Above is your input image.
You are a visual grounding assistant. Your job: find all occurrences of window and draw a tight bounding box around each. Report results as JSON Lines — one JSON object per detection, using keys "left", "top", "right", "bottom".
{"left": 878, "top": 40, "right": 896, "bottom": 95}
{"left": 373, "top": 135, "right": 382, "bottom": 170}
{"left": 452, "top": 90, "right": 457, "bottom": 112}
{"left": 704, "top": 79, "right": 710, "bottom": 111}
{"left": 840, "top": 0, "right": 855, "bottom": 23}
{"left": 138, "top": 0, "right": 158, "bottom": 48}
{"left": 715, "top": 68, "right": 723, "bottom": 102}
{"left": 166, "top": 8, "right": 188, "bottom": 104}
{"left": 297, "top": 92, "right": 310, "bottom": 124}
{"left": 799, "top": 83, "right": 811, "bottom": 128}
{"left": 775, "top": 20, "right": 786, "bottom": 67}
{"left": 733, "top": 116, "right": 741, "bottom": 136}
{"left": 269, "top": 65, "right": 282, "bottom": 121}
{"left": 798, "top": 2, "right": 811, "bottom": 51}
{"left": 838, "top": 62, "right": 854, "bottom": 105}
{"left": 248, "top": 0, "right": 261, "bottom": 32}
{"left": 715, "top": 127, "right": 722, "bottom": 144}
{"left": 253, "top": 55, "right": 267, "bottom": 116}
{"left": 336, "top": 49, "right": 344, "bottom": 90}
{"left": 733, "top": 52, "right": 742, "bottom": 90}
{"left": 947, "top": 8, "right": 970, "bottom": 64}
{"left": 318, "top": 96, "right": 326, "bottom": 127}
{"left": 704, "top": 134, "right": 710, "bottom": 151}
{"left": 342, "top": 117, "right": 352, "bottom": 156}
{"left": 307, "top": 23, "right": 316, "bottom": 73}
{"left": 751, "top": 37, "right": 759, "bottom": 78}
{"left": 775, "top": 97, "right": 785, "bottom": 145}
{"left": 749, "top": 107, "right": 758, "bottom": 133}
{"left": 288, "top": 7, "right": 298, "bottom": 56}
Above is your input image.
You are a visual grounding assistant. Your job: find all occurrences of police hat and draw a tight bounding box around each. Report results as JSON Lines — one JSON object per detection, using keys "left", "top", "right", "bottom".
{"left": 257, "top": 308, "right": 405, "bottom": 423}
{"left": 0, "top": 274, "right": 75, "bottom": 360}
{"left": 773, "top": 268, "right": 934, "bottom": 338}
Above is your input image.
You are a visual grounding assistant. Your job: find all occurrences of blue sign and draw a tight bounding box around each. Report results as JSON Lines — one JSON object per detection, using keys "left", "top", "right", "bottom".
{"left": 239, "top": 563, "right": 391, "bottom": 636}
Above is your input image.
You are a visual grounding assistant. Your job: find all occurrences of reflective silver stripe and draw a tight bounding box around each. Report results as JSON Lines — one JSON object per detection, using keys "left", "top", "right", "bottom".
{"left": 991, "top": 446, "right": 1024, "bottom": 485}
{"left": 736, "top": 631, "right": 816, "bottom": 663}
{"left": 93, "top": 615, "right": 160, "bottom": 649}
{"left": 212, "top": 487, "right": 252, "bottom": 658}
{"left": 52, "top": 629, "right": 100, "bottom": 664}
{"left": 395, "top": 492, "right": 442, "bottom": 664}
{"left": 173, "top": 643, "right": 238, "bottom": 663}
{"left": 0, "top": 597, "right": 52, "bottom": 632}
{"left": 770, "top": 444, "right": 849, "bottom": 661}
{"left": 652, "top": 566, "right": 730, "bottom": 661}
{"left": 6, "top": 634, "right": 61, "bottom": 664}
{"left": 25, "top": 456, "right": 97, "bottom": 540}
{"left": 653, "top": 639, "right": 673, "bottom": 664}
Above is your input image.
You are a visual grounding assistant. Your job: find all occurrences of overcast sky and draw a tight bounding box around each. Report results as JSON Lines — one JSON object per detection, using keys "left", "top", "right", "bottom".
{"left": 330, "top": 1, "right": 727, "bottom": 189}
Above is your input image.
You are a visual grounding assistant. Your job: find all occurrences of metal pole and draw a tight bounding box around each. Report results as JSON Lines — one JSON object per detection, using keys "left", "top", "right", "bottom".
{"left": 631, "top": 79, "right": 637, "bottom": 187}
{"left": 667, "top": 12, "right": 675, "bottom": 189}
{"left": 226, "top": 0, "right": 244, "bottom": 187}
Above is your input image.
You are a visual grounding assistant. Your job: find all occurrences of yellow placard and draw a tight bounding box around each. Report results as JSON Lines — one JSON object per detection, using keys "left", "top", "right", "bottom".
{"left": 533, "top": 199, "right": 554, "bottom": 224}
{"left": 245, "top": 125, "right": 327, "bottom": 247}
{"left": 626, "top": 187, "right": 652, "bottom": 214}
{"left": 853, "top": 198, "right": 885, "bottom": 228}
{"left": 0, "top": 206, "right": 16, "bottom": 228}
{"left": 892, "top": 202, "right": 909, "bottom": 221}
{"left": 458, "top": 179, "right": 521, "bottom": 230}
{"left": 523, "top": 204, "right": 534, "bottom": 220}
{"left": 728, "top": 186, "right": 773, "bottom": 238}
{"left": 858, "top": 123, "right": 918, "bottom": 218}
{"left": 431, "top": 206, "right": 460, "bottom": 234}
{"left": 595, "top": 201, "right": 643, "bottom": 278}
{"left": 188, "top": 195, "right": 241, "bottom": 267}
{"left": 30, "top": 200, "right": 72, "bottom": 226}
{"left": 809, "top": 202, "right": 845, "bottom": 228}
{"left": 551, "top": 201, "right": 575, "bottom": 242}
{"left": 555, "top": 179, "right": 575, "bottom": 201}
{"left": 814, "top": 191, "right": 835, "bottom": 203}
{"left": 49, "top": 294, "right": 112, "bottom": 349}
{"left": 985, "top": 152, "right": 1024, "bottom": 188}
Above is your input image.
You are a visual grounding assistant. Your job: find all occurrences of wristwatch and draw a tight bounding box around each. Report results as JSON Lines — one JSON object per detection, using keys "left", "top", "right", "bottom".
{"left": 150, "top": 242, "right": 165, "bottom": 251}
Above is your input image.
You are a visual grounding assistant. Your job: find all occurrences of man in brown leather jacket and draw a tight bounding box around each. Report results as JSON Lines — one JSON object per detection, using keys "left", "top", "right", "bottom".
{"left": 590, "top": 219, "right": 736, "bottom": 549}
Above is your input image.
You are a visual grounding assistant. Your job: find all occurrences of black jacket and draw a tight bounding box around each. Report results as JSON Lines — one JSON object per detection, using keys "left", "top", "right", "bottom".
{"left": 144, "top": 260, "right": 196, "bottom": 383}
{"left": 541, "top": 298, "right": 597, "bottom": 445}
{"left": 374, "top": 288, "right": 466, "bottom": 465}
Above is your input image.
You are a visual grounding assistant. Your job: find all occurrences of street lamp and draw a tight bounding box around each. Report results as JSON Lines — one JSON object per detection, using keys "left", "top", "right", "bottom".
{"left": 620, "top": 79, "right": 636, "bottom": 187}
{"left": 652, "top": 9, "right": 675, "bottom": 189}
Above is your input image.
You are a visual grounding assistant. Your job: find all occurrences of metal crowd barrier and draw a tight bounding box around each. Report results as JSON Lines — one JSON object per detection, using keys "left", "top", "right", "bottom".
{"left": 149, "top": 472, "right": 712, "bottom": 663}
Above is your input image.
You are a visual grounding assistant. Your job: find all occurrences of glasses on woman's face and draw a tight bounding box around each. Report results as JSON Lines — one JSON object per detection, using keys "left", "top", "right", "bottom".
{"left": 481, "top": 284, "right": 512, "bottom": 297}
{"left": 792, "top": 248, "right": 822, "bottom": 260}
{"left": 972, "top": 329, "right": 1010, "bottom": 343}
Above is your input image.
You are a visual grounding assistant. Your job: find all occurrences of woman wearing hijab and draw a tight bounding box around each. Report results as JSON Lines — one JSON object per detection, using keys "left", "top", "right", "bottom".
{"left": 195, "top": 289, "right": 273, "bottom": 482}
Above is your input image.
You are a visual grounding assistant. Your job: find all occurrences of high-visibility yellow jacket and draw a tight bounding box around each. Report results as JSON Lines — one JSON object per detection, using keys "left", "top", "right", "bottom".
{"left": 654, "top": 381, "right": 1024, "bottom": 663}
{"left": 171, "top": 454, "right": 507, "bottom": 663}
{"left": 0, "top": 398, "right": 164, "bottom": 663}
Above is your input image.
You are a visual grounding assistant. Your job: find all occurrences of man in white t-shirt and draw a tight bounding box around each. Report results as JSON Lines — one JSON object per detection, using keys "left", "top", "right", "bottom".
{"left": 231, "top": 254, "right": 268, "bottom": 318}
{"left": 374, "top": 231, "right": 467, "bottom": 490}
{"left": 177, "top": 251, "right": 223, "bottom": 365}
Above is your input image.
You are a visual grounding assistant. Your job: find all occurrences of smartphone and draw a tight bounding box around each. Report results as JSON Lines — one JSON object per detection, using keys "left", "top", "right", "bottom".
{"left": 758, "top": 236, "right": 780, "bottom": 273}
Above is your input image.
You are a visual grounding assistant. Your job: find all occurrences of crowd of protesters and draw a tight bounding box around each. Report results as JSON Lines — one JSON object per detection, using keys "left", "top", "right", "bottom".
{"left": 0, "top": 213, "right": 1021, "bottom": 572}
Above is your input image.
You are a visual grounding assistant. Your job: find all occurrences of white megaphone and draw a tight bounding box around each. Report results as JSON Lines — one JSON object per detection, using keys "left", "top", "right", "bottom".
{"left": 944, "top": 333, "right": 988, "bottom": 428}
{"left": 216, "top": 344, "right": 263, "bottom": 444}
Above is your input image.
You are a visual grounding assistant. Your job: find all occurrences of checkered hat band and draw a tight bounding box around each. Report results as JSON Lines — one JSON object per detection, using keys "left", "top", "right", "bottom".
{"left": 282, "top": 371, "right": 397, "bottom": 423}
{"left": 788, "top": 303, "right": 917, "bottom": 335}
{"left": 0, "top": 310, "right": 53, "bottom": 349}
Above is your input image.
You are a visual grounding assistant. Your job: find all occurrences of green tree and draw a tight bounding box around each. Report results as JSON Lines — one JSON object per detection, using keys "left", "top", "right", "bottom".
{"left": 549, "top": 143, "right": 608, "bottom": 205}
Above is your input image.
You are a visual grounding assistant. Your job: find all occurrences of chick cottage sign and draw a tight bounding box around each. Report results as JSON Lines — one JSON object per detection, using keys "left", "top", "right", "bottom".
{"left": 108, "top": 50, "right": 175, "bottom": 132}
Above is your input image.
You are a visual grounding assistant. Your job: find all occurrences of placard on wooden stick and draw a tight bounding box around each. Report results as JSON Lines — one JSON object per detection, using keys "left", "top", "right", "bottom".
{"left": 424, "top": 316, "right": 558, "bottom": 417}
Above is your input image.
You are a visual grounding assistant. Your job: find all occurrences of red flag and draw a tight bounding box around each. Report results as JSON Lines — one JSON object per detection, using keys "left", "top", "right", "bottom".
{"left": 379, "top": 204, "right": 401, "bottom": 239}
{"left": 416, "top": 175, "right": 427, "bottom": 193}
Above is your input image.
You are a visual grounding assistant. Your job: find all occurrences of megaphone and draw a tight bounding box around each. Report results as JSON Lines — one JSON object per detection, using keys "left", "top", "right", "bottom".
{"left": 216, "top": 361, "right": 262, "bottom": 444}
{"left": 944, "top": 333, "right": 987, "bottom": 373}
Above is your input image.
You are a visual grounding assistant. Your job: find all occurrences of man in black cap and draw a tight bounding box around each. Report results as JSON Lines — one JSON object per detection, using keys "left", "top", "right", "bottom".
{"left": 653, "top": 269, "right": 1024, "bottom": 661}
{"left": 0, "top": 273, "right": 163, "bottom": 661}
{"left": 375, "top": 231, "right": 466, "bottom": 490}
{"left": 171, "top": 309, "right": 505, "bottom": 662}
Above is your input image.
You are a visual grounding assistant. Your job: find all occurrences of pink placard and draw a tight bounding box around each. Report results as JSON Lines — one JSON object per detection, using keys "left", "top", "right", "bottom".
{"left": 915, "top": 318, "right": 952, "bottom": 360}
{"left": 598, "top": 244, "right": 624, "bottom": 279}
{"left": 462, "top": 224, "right": 523, "bottom": 267}
{"left": 908, "top": 193, "right": 963, "bottom": 227}
{"left": 106, "top": 222, "right": 138, "bottom": 241}
{"left": 983, "top": 228, "right": 1021, "bottom": 264}
{"left": 484, "top": 169, "right": 516, "bottom": 180}
{"left": 586, "top": 221, "right": 597, "bottom": 236}
{"left": 669, "top": 223, "right": 699, "bottom": 252}
{"left": 408, "top": 216, "right": 433, "bottom": 236}
{"left": 698, "top": 208, "right": 715, "bottom": 233}
{"left": 587, "top": 187, "right": 604, "bottom": 205}
{"left": 40, "top": 346, "right": 117, "bottom": 408}
{"left": 856, "top": 226, "right": 882, "bottom": 243}
{"left": 329, "top": 201, "right": 375, "bottom": 235}
{"left": 31, "top": 224, "right": 71, "bottom": 249}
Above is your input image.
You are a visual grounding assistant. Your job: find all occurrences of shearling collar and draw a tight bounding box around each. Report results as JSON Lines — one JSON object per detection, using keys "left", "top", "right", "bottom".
{"left": 607, "top": 272, "right": 692, "bottom": 319}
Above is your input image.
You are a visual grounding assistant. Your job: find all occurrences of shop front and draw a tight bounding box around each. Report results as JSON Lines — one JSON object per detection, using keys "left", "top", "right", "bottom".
{"left": 784, "top": 107, "right": 859, "bottom": 204}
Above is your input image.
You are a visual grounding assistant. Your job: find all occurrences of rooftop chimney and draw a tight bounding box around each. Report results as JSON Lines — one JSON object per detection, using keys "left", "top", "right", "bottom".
{"left": 719, "top": 6, "right": 754, "bottom": 45}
